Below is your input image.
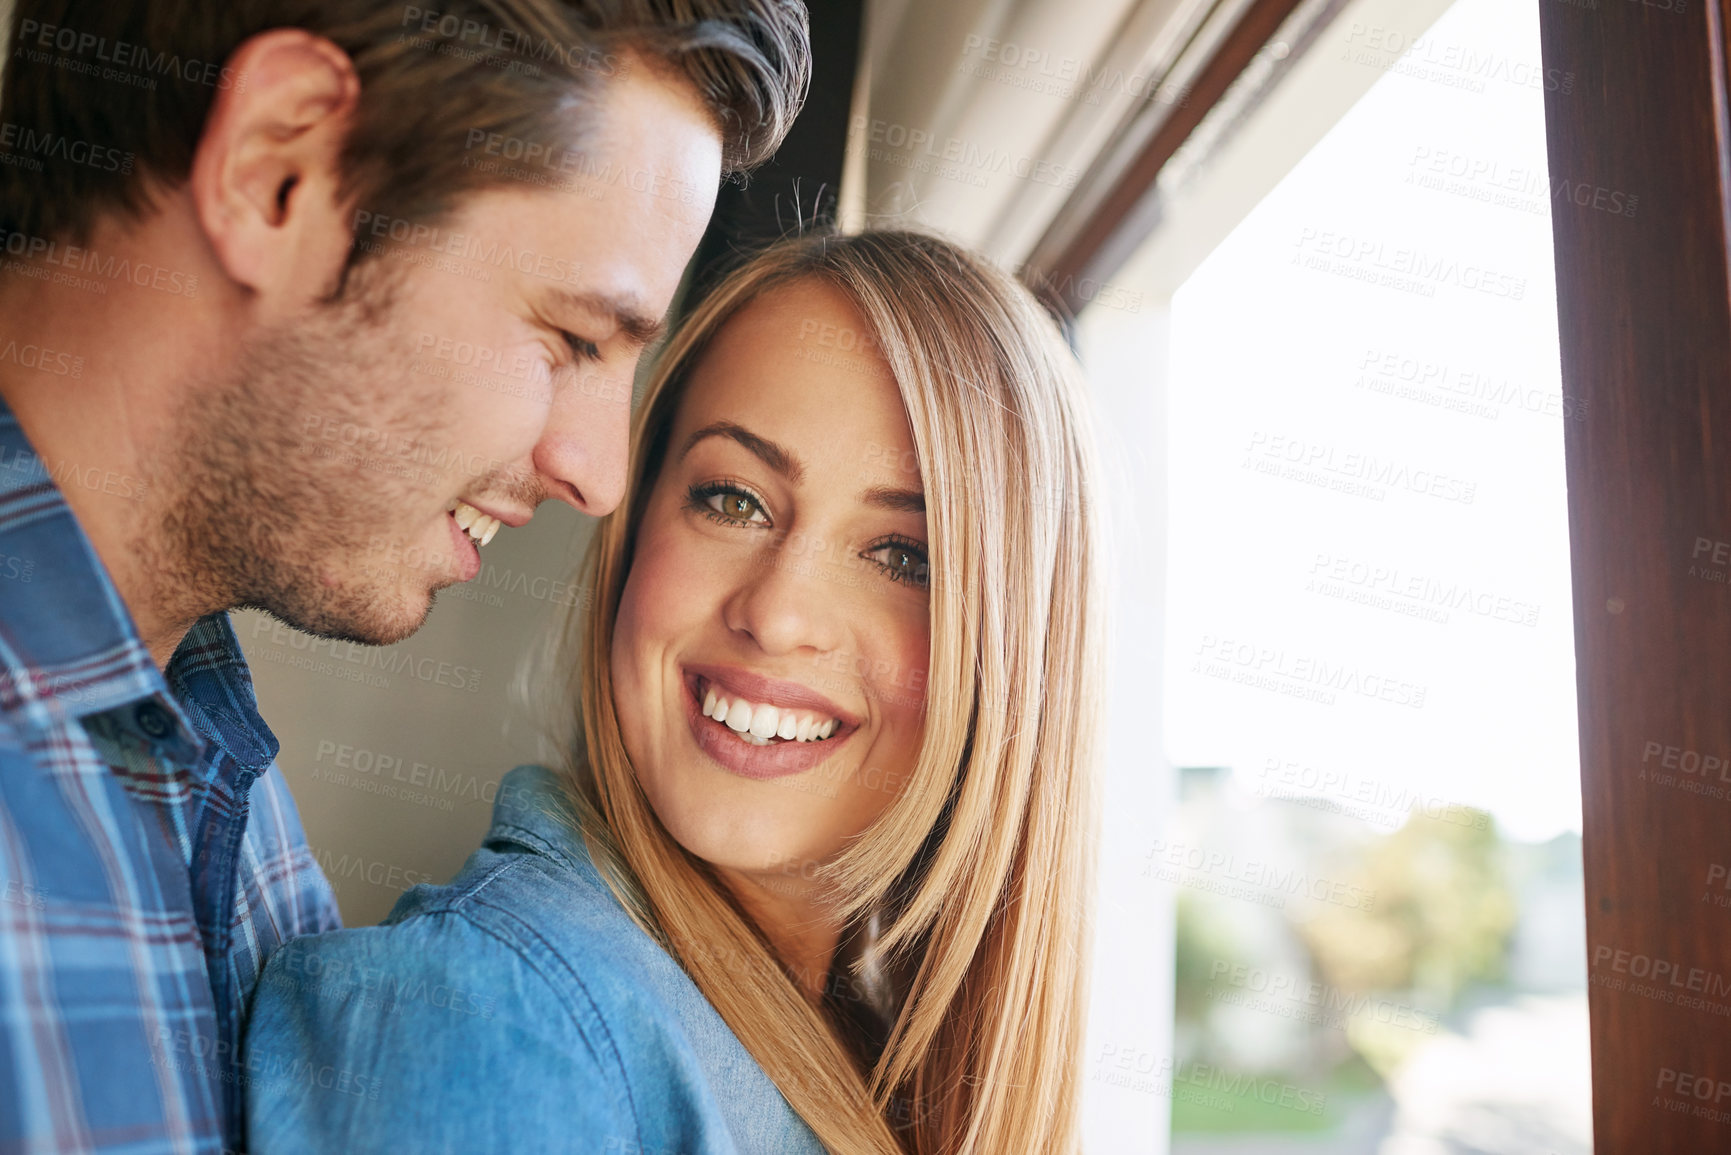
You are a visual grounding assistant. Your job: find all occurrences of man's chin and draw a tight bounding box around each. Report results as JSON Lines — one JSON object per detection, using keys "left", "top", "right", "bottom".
{"left": 248, "top": 585, "right": 436, "bottom": 649}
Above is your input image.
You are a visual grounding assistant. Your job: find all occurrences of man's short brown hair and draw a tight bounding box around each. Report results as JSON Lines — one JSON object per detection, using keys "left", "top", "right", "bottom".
{"left": 0, "top": 0, "right": 809, "bottom": 252}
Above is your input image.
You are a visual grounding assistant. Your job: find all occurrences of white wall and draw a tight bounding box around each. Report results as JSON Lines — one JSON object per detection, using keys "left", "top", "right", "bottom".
{"left": 237, "top": 505, "right": 596, "bottom": 926}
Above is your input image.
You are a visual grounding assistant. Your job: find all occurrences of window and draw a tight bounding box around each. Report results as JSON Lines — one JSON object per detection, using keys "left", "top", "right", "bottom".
{"left": 1074, "top": 0, "right": 1588, "bottom": 1147}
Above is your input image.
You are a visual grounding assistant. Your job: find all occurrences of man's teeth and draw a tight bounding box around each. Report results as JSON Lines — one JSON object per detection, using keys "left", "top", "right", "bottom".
{"left": 448, "top": 499, "right": 501, "bottom": 547}
{"left": 700, "top": 684, "right": 838, "bottom": 745}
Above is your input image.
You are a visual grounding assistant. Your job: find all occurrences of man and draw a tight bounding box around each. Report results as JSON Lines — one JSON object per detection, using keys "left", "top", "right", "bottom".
{"left": 0, "top": 1, "right": 808, "bottom": 1150}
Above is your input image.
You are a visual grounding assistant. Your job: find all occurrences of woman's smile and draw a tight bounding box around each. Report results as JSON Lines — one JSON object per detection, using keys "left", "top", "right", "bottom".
{"left": 680, "top": 662, "right": 860, "bottom": 780}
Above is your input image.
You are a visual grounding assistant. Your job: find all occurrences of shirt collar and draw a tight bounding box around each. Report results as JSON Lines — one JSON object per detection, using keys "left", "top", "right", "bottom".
{"left": 166, "top": 613, "right": 279, "bottom": 773}
{"left": 488, "top": 763, "right": 593, "bottom": 873}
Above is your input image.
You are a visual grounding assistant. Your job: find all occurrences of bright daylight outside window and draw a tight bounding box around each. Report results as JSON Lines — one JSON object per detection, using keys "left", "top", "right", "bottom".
{"left": 1084, "top": 0, "right": 1590, "bottom": 1149}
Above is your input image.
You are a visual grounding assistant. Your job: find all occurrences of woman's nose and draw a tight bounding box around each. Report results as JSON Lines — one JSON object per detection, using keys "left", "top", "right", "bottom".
{"left": 722, "top": 534, "right": 848, "bottom": 657}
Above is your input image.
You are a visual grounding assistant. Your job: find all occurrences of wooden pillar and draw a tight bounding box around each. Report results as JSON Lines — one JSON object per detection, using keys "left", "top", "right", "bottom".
{"left": 1539, "top": 1, "right": 1731, "bottom": 1148}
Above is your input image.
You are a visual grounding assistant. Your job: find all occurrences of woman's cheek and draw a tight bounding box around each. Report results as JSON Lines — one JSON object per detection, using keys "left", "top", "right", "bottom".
{"left": 639, "top": 507, "right": 724, "bottom": 613}
{"left": 895, "top": 617, "right": 932, "bottom": 724}
{"left": 609, "top": 581, "right": 649, "bottom": 756}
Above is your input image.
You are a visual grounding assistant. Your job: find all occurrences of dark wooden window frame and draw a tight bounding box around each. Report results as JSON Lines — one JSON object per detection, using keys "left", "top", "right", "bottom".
{"left": 1542, "top": 3, "right": 1731, "bottom": 1150}
{"left": 1022, "top": 0, "right": 1327, "bottom": 313}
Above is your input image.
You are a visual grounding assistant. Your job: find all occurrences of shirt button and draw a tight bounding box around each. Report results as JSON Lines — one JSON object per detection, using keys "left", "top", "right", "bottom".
{"left": 134, "top": 701, "right": 175, "bottom": 740}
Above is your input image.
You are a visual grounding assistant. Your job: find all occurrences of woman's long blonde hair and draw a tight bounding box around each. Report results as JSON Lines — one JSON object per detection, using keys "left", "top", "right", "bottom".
{"left": 546, "top": 230, "right": 1106, "bottom": 1153}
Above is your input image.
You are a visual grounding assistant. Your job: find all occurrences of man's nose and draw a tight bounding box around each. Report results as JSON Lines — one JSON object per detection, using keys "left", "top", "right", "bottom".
{"left": 531, "top": 360, "right": 634, "bottom": 516}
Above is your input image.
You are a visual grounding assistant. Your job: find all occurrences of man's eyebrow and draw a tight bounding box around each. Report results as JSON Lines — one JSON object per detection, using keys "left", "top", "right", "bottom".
{"left": 545, "top": 287, "right": 665, "bottom": 347}
{"left": 679, "top": 421, "right": 805, "bottom": 483}
{"left": 860, "top": 484, "right": 926, "bottom": 514}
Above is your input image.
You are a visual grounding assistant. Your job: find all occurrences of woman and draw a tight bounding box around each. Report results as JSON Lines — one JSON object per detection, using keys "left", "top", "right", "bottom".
{"left": 244, "top": 230, "right": 1106, "bottom": 1154}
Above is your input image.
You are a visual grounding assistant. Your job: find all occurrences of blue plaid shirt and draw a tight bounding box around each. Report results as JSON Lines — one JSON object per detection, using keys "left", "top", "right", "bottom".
{"left": 0, "top": 398, "right": 340, "bottom": 1153}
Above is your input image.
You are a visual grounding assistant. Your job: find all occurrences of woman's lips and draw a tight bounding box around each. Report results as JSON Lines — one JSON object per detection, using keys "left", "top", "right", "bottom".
{"left": 681, "top": 673, "right": 855, "bottom": 781}
{"left": 684, "top": 662, "right": 858, "bottom": 727}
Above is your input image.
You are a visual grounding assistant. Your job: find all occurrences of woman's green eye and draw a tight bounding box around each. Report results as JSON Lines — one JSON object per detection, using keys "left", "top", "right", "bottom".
{"left": 690, "top": 483, "right": 770, "bottom": 525}
{"left": 867, "top": 542, "right": 930, "bottom": 587}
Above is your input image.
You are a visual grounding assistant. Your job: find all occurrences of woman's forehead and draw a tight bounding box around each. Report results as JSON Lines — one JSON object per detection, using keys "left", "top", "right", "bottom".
{"left": 673, "top": 286, "right": 915, "bottom": 468}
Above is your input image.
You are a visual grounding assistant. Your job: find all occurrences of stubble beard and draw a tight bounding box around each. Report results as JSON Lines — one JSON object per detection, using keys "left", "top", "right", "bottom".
{"left": 147, "top": 271, "right": 460, "bottom": 648}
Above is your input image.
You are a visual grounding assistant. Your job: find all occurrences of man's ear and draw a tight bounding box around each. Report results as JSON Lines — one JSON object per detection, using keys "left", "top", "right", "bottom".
{"left": 189, "top": 29, "right": 361, "bottom": 303}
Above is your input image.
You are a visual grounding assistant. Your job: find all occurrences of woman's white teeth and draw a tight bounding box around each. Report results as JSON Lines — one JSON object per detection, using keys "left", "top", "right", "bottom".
{"left": 449, "top": 499, "right": 501, "bottom": 547}
{"left": 701, "top": 686, "right": 839, "bottom": 743}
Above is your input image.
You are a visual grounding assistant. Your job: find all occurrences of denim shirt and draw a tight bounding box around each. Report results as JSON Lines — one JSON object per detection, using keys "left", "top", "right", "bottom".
{"left": 243, "top": 764, "right": 825, "bottom": 1155}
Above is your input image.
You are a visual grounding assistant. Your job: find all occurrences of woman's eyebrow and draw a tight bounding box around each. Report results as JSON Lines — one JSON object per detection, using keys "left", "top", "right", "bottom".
{"left": 680, "top": 422, "right": 925, "bottom": 511}
{"left": 860, "top": 484, "right": 925, "bottom": 513}
{"left": 679, "top": 421, "right": 805, "bottom": 483}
